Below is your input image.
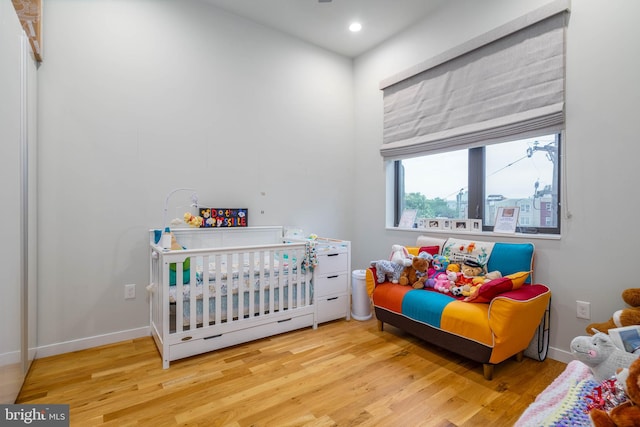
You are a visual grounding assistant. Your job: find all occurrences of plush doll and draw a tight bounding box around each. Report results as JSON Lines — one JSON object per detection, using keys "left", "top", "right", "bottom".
{"left": 399, "top": 252, "right": 431, "bottom": 289}
{"left": 590, "top": 357, "right": 640, "bottom": 427}
{"left": 458, "top": 260, "right": 485, "bottom": 285}
{"left": 389, "top": 244, "right": 413, "bottom": 267}
{"left": 371, "top": 260, "right": 405, "bottom": 284}
{"left": 432, "top": 272, "right": 454, "bottom": 294}
{"left": 184, "top": 212, "right": 203, "bottom": 228}
{"left": 571, "top": 332, "right": 640, "bottom": 382}
{"left": 451, "top": 283, "right": 471, "bottom": 297}
{"left": 425, "top": 255, "right": 449, "bottom": 288}
{"left": 587, "top": 288, "right": 640, "bottom": 335}
{"left": 464, "top": 271, "right": 503, "bottom": 299}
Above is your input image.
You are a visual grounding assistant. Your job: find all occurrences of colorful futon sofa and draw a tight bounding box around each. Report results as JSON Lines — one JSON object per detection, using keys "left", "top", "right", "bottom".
{"left": 366, "top": 236, "right": 551, "bottom": 380}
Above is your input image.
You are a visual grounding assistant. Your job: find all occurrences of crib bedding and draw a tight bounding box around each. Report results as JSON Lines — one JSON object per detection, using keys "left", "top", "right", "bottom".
{"left": 169, "top": 256, "right": 303, "bottom": 303}
{"left": 173, "top": 283, "right": 312, "bottom": 327}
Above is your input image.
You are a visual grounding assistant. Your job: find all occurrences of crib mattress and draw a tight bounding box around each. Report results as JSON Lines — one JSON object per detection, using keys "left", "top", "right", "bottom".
{"left": 169, "top": 274, "right": 305, "bottom": 303}
{"left": 173, "top": 283, "right": 312, "bottom": 327}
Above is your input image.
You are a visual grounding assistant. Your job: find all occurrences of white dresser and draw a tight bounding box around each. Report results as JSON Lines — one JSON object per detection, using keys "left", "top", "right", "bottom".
{"left": 312, "top": 237, "right": 351, "bottom": 323}
{"left": 284, "top": 235, "right": 351, "bottom": 324}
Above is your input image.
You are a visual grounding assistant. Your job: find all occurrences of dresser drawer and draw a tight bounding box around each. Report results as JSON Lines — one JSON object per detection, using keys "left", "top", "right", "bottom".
{"left": 317, "top": 294, "right": 348, "bottom": 323}
{"left": 315, "top": 252, "right": 348, "bottom": 276}
{"left": 314, "top": 272, "right": 348, "bottom": 297}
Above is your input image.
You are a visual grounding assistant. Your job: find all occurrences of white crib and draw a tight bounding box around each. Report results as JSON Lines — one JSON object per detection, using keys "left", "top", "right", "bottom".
{"left": 148, "top": 226, "right": 316, "bottom": 368}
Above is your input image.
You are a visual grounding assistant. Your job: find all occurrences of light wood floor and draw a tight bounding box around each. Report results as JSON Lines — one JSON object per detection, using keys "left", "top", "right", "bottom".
{"left": 17, "top": 317, "right": 566, "bottom": 426}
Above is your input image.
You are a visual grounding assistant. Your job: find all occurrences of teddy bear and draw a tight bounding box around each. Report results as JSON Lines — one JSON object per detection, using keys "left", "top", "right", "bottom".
{"left": 457, "top": 260, "right": 485, "bottom": 285}
{"left": 587, "top": 288, "right": 640, "bottom": 335}
{"left": 590, "top": 357, "right": 640, "bottom": 427}
{"left": 399, "top": 252, "right": 431, "bottom": 289}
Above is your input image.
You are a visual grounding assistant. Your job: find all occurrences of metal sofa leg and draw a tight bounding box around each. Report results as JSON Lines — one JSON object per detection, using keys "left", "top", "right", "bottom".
{"left": 483, "top": 363, "right": 494, "bottom": 380}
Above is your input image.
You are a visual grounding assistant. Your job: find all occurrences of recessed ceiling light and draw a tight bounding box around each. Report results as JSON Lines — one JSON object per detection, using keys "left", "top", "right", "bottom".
{"left": 349, "top": 22, "right": 362, "bottom": 32}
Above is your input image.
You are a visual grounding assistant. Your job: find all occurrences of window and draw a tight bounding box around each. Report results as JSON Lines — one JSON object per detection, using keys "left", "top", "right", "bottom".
{"left": 380, "top": 3, "right": 568, "bottom": 236}
{"left": 395, "top": 133, "right": 561, "bottom": 234}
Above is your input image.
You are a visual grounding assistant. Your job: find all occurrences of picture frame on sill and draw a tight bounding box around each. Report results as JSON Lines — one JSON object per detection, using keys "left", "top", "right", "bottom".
{"left": 493, "top": 206, "right": 520, "bottom": 234}
{"left": 442, "top": 219, "right": 452, "bottom": 230}
{"left": 453, "top": 219, "right": 470, "bottom": 231}
{"left": 609, "top": 326, "right": 640, "bottom": 354}
{"left": 398, "top": 209, "right": 418, "bottom": 228}
{"left": 426, "top": 219, "right": 442, "bottom": 230}
{"left": 470, "top": 219, "right": 482, "bottom": 231}
{"left": 417, "top": 218, "right": 428, "bottom": 229}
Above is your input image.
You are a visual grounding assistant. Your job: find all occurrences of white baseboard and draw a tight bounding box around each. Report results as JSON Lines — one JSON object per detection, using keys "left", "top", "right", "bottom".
{"left": 36, "top": 326, "right": 150, "bottom": 359}
{"left": 547, "top": 346, "right": 573, "bottom": 364}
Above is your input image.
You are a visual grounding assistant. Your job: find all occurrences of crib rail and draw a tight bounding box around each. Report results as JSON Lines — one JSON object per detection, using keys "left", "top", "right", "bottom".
{"left": 149, "top": 240, "right": 315, "bottom": 366}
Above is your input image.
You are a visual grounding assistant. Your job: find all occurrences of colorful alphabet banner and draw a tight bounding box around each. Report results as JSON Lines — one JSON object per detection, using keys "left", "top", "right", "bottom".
{"left": 199, "top": 208, "right": 248, "bottom": 228}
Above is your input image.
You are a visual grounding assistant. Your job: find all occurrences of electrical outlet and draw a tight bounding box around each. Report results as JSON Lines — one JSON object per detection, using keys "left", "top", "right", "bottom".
{"left": 576, "top": 300, "right": 590, "bottom": 319}
{"left": 125, "top": 284, "right": 136, "bottom": 300}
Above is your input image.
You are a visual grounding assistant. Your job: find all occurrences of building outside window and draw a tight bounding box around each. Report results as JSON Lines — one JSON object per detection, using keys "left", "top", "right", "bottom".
{"left": 395, "top": 133, "right": 561, "bottom": 234}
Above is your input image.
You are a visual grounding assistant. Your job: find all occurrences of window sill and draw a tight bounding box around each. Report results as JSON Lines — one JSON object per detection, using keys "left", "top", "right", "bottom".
{"left": 386, "top": 227, "right": 561, "bottom": 241}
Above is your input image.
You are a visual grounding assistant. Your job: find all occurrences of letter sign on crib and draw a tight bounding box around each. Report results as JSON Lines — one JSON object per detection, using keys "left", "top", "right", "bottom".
{"left": 198, "top": 208, "right": 248, "bottom": 227}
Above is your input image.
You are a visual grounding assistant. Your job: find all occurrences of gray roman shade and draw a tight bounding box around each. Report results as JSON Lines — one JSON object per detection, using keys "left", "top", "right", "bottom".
{"left": 380, "top": 0, "right": 570, "bottom": 161}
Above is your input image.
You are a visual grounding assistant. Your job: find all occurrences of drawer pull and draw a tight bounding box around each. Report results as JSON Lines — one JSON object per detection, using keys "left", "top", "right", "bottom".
{"left": 278, "top": 318, "right": 292, "bottom": 323}
{"left": 181, "top": 336, "right": 193, "bottom": 341}
{"left": 327, "top": 297, "right": 339, "bottom": 301}
{"left": 327, "top": 275, "right": 339, "bottom": 279}
{"left": 204, "top": 334, "right": 222, "bottom": 340}
{"left": 327, "top": 253, "right": 339, "bottom": 257}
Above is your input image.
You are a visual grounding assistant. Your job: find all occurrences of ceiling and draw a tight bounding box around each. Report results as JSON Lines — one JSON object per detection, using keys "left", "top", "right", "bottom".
{"left": 201, "top": 0, "right": 446, "bottom": 58}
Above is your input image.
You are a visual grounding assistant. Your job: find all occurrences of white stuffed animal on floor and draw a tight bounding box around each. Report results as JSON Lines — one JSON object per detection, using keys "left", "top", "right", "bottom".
{"left": 571, "top": 331, "right": 639, "bottom": 382}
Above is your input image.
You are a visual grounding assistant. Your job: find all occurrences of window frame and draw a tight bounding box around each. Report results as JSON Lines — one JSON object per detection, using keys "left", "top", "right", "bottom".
{"left": 393, "top": 134, "right": 562, "bottom": 235}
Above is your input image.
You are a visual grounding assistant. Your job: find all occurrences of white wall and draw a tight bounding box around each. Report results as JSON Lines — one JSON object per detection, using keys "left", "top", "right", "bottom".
{"left": 37, "top": 0, "right": 354, "bottom": 354}
{"left": 352, "top": 0, "right": 640, "bottom": 361}
{"left": 38, "top": 0, "right": 640, "bottom": 362}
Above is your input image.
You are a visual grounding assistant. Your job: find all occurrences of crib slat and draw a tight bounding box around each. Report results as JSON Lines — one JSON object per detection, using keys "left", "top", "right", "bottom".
{"left": 188, "top": 257, "right": 196, "bottom": 330}
{"left": 202, "top": 255, "right": 210, "bottom": 328}
{"left": 259, "top": 250, "right": 266, "bottom": 316}
{"left": 248, "top": 251, "right": 255, "bottom": 319}
{"left": 214, "top": 253, "right": 222, "bottom": 325}
{"left": 269, "top": 251, "right": 275, "bottom": 314}
{"left": 175, "top": 262, "right": 184, "bottom": 332}
{"left": 237, "top": 251, "right": 245, "bottom": 321}
{"left": 295, "top": 248, "right": 302, "bottom": 308}
{"left": 226, "top": 252, "right": 233, "bottom": 323}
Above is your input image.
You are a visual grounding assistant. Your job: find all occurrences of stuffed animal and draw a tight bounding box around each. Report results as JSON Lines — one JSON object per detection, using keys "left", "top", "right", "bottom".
{"left": 451, "top": 283, "right": 471, "bottom": 297}
{"left": 399, "top": 252, "right": 431, "bottom": 289}
{"left": 587, "top": 288, "right": 640, "bottom": 335}
{"left": 465, "top": 271, "right": 503, "bottom": 299}
{"left": 371, "top": 260, "right": 405, "bottom": 284}
{"left": 571, "top": 332, "right": 640, "bottom": 382}
{"left": 432, "top": 273, "right": 452, "bottom": 293}
{"left": 425, "top": 255, "right": 449, "bottom": 288}
{"left": 590, "top": 357, "right": 640, "bottom": 427}
{"left": 389, "top": 244, "right": 413, "bottom": 267}
{"left": 184, "top": 212, "right": 203, "bottom": 228}
{"left": 457, "top": 260, "right": 486, "bottom": 285}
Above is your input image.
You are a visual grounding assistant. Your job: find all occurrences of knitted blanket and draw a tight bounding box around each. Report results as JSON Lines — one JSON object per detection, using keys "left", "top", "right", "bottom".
{"left": 516, "top": 360, "right": 597, "bottom": 427}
